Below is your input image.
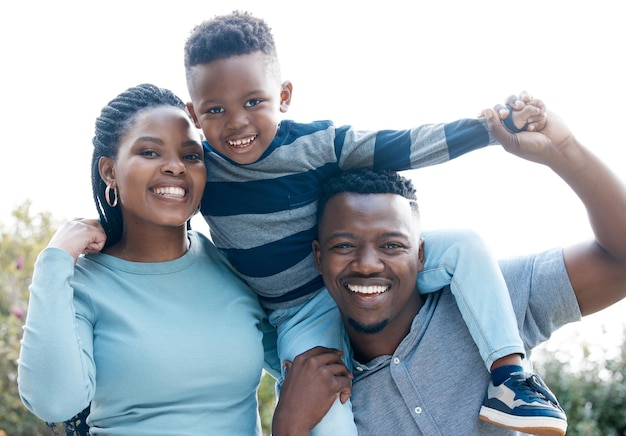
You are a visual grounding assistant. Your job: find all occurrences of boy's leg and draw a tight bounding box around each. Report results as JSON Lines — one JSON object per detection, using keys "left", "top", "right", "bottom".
{"left": 417, "top": 228, "right": 524, "bottom": 367}
{"left": 268, "top": 289, "right": 358, "bottom": 436}
{"left": 418, "top": 229, "right": 567, "bottom": 435}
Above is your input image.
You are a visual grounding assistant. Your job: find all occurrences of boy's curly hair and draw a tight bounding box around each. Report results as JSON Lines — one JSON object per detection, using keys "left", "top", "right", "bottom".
{"left": 184, "top": 10, "right": 281, "bottom": 83}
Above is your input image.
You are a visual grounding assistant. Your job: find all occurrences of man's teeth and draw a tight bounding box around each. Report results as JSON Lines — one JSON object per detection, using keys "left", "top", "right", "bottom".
{"left": 154, "top": 187, "right": 185, "bottom": 197}
{"left": 228, "top": 135, "right": 256, "bottom": 147}
{"left": 347, "top": 285, "right": 387, "bottom": 294}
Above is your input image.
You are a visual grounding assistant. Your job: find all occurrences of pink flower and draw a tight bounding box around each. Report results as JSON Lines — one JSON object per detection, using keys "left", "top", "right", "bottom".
{"left": 11, "top": 306, "right": 24, "bottom": 319}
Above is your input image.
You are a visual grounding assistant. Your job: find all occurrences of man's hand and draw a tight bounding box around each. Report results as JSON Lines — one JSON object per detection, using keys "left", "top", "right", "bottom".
{"left": 495, "top": 91, "right": 548, "bottom": 132}
{"left": 483, "top": 106, "right": 577, "bottom": 169}
{"left": 272, "top": 346, "right": 353, "bottom": 436}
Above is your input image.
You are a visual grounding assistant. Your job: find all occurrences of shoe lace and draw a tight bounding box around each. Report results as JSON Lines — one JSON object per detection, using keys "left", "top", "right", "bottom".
{"left": 512, "top": 372, "right": 561, "bottom": 407}
{"left": 527, "top": 374, "right": 560, "bottom": 406}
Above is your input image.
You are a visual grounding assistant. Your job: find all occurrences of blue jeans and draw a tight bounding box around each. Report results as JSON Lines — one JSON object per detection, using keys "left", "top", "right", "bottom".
{"left": 269, "top": 289, "right": 356, "bottom": 436}
{"left": 418, "top": 228, "right": 524, "bottom": 369}
{"left": 269, "top": 228, "right": 524, "bottom": 434}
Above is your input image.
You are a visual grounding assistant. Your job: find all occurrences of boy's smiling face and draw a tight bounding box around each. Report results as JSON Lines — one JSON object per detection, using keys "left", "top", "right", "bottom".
{"left": 186, "top": 51, "right": 292, "bottom": 165}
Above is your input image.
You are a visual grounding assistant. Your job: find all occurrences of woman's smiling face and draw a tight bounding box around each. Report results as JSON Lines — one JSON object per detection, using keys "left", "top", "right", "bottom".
{"left": 103, "top": 105, "right": 206, "bottom": 230}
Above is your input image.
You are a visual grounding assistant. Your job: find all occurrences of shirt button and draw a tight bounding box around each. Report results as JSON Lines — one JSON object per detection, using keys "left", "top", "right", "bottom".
{"left": 393, "top": 357, "right": 400, "bottom": 364}
{"left": 355, "top": 366, "right": 364, "bottom": 372}
{"left": 414, "top": 407, "right": 422, "bottom": 414}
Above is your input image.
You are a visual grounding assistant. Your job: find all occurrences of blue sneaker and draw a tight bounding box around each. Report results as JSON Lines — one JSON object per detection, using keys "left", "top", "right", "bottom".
{"left": 479, "top": 372, "right": 567, "bottom": 436}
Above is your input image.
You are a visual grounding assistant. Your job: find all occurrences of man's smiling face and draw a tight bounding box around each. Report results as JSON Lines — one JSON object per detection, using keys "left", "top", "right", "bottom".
{"left": 313, "top": 192, "right": 424, "bottom": 340}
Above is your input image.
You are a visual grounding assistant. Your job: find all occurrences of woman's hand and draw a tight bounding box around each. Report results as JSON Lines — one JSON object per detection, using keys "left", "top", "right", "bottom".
{"left": 48, "top": 218, "right": 107, "bottom": 262}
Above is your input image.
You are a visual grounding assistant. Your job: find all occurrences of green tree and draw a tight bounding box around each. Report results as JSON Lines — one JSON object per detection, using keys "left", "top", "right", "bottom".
{"left": 535, "top": 326, "right": 626, "bottom": 436}
{"left": 258, "top": 371, "right": 277, "bottom": 434}
{"left": 0, "top": 201, "right": 57, "bottom": 435}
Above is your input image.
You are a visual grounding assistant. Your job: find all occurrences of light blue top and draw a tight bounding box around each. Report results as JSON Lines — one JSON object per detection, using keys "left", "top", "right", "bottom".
{"left": 18, "top": 231, "right": 278, "bottom": 435}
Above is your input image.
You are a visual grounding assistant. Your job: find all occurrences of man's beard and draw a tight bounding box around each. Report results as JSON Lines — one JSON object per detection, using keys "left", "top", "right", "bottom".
{"left": 348, "top": 317, "right": 388, "bottom": 335}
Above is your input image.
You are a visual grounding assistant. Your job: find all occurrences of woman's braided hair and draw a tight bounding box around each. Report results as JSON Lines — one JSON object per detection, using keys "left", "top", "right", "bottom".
{"left": 47, "top": 83, "right": 187, "bottom": 435}
{"left": 91, "top": 83, "right": 186, "bottom": 248}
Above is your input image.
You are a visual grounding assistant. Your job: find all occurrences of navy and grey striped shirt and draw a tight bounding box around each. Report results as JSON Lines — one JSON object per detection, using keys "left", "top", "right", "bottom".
{"left": 201, "top": 118, "right": 494, "bottom": 310}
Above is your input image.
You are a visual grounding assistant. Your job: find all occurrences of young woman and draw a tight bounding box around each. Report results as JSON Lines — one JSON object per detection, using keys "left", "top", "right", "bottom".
{"left": 17, "top": 84, "right": 277, "bottom": 435}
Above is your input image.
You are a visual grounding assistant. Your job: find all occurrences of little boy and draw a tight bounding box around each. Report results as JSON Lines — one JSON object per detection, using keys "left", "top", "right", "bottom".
{"left": 183, "top": 10, "right": 566, "bottom": 436}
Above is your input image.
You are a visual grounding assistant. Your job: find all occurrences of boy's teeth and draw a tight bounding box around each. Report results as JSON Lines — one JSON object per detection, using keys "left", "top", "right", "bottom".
{"left": 229, "top": 135, "right": 256, "bottom": 146}
{"left": 347, "top": 285, "right": 387, "bottom": 294}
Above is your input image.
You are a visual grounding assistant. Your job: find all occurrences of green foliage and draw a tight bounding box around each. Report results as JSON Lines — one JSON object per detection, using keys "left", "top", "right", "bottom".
{"left": 535, "top": 326, "right": 626, "bottom": 436}
{"left": 0, "top": 201, "right": 57, "bottom": 435}
{"left": 258, "top": 371, "right": 277, "bottom": 434}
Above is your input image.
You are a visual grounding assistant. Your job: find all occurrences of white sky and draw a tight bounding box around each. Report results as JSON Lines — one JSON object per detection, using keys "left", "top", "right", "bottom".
{"left": 1, "top": 0, "right": 624, "bottom": 355}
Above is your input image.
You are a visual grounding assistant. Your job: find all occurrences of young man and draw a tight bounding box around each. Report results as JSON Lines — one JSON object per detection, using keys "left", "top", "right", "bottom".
{"left": 272, "top": 108, "right": 626, "bottom": 435}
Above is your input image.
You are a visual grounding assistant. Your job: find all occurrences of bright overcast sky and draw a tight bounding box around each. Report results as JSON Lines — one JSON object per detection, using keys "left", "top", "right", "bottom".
{"left": 1, "top": 0, "right": 625, "bottom": 352}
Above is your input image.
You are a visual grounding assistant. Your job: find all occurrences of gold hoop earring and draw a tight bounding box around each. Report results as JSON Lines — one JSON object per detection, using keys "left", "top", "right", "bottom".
{"left": 105, "top": 184, "right": 118, "bottom": 208}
